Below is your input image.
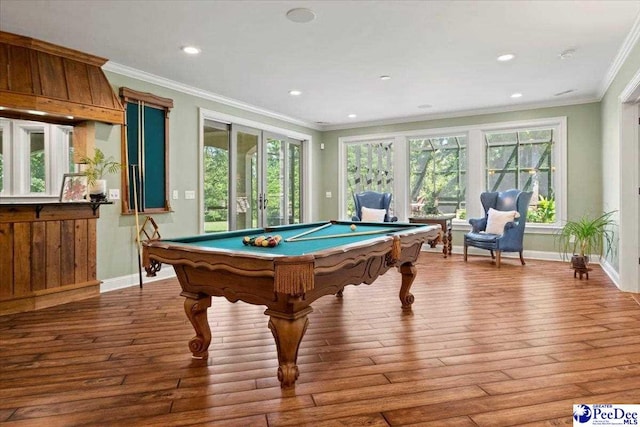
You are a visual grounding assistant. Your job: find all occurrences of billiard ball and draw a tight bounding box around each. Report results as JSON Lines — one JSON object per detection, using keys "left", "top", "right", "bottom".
{"left": 350, "top": 224, "right": 357, "bottom": 231}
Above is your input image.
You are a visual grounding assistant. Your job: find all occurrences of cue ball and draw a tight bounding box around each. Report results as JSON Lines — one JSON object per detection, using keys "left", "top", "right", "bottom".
{"left": 350, "top": 224, "right": 356, "bottom": 231}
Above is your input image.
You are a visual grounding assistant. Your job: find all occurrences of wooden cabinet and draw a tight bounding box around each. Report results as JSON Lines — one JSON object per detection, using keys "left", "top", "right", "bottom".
{"left": 0, "top": 203, "right": 104, "bottom": 315}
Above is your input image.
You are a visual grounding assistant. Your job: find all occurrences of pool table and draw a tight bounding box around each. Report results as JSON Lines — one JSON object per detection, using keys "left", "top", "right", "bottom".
{"left": 143, "top": 220, "right": 439, "bottom": 388}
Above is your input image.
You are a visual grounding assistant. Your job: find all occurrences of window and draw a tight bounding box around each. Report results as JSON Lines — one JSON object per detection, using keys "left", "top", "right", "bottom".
{"left": 409, "top": 134, "right": 467, "bottom": 218}
{"left": 339, "top": 117, "right": 566, "bottom": 229}
{"left": 343, "top": 139, "right": 394, "bottom": 218}
{"left": 0, "top": 119, "right": 73, "bottom": 198}
{"left": 485, "top": 127, "right": 556, "bottom": 224}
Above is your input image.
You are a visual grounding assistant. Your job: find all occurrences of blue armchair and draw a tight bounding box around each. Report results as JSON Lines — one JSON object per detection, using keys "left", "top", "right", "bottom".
{"left": 464, "top": 189, "right": 533, "bottom": 268}
{"left": 352, "top": 191, "right": 398, "bottom": 222}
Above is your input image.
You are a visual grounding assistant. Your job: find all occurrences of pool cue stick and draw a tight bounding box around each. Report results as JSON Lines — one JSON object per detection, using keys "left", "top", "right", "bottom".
{"left": 287, "top": 227, "right": 402, "bottom": 242}
{"left": 131, "top": 164, "right": 144, "bottom": 289}
{"left": 284, "top": 222, "right": 332, "bottom": 242}
{"left": 140, "top": 100, "right": 146, "bottom": 211}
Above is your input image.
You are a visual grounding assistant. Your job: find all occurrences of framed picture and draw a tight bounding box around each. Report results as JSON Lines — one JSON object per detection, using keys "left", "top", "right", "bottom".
{"left": 59, "top": 173, "right": 88, "bottom": 202}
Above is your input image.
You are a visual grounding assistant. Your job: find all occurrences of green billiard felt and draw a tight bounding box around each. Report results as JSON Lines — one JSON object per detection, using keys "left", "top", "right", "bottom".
{"left": 161, "top": 221, "right": 422, "bottom": 256}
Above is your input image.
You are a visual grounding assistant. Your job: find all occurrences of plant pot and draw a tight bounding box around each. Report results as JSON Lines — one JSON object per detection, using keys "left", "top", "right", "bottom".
{"left": 570, "top": 254, "right": 589, "bottom": 269}
{"left": 89, "top": 179, "right": 107, "bottom": 202}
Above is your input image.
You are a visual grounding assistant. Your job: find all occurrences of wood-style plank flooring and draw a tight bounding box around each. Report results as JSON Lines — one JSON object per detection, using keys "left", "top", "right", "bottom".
{"left": 1, "top": 253, "right": 639, "bottom": 426}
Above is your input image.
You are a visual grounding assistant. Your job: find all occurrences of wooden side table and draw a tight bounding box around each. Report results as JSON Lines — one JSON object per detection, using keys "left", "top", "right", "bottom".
{"left": 409, "top": 214, "right": 455, "bottom": 258}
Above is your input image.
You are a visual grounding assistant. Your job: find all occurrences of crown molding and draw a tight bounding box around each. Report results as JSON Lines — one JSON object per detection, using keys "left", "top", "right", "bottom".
{"left": 600, "top": 12, "right": 640, "bottom": 98}
{"left": 321, "top": 97, "right": 599, "bottom": 131}
{"left": 104, "top": 62, "right": 602, "bottom": 134}
{"left": 103, "top": 62, "right": 322, "bottom": 131}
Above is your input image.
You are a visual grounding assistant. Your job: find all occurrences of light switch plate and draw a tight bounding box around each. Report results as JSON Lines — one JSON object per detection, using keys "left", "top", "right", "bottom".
{"left": 108, "top": 189, "right": 120, "bottom": 200}
{"left": 325, "top": 191, "right": 332, "bottom": 198}
{"left": 185, "top": 190, "right": 196, "bottom": 200}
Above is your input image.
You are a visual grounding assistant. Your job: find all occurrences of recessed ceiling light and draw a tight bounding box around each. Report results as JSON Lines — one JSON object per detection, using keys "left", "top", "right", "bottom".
{"left": 497, "top": 53, "right": 515, "bottom": 62}
{"left": 417, "top": 104, "right": 433, "bottom": 109}
{"left": 510, "top": 93, "right": 523, "bottom": 98}
{"left": 286, "top": 8, "right": 316, "bottom": 23}
{"left": 182, "top": 46, "right": 201, "bottom": 55}
{"left": 380, "top": 75, "right": 391, "bottom": 80}
{"left": 289, "top": 90, "right": 302, "bottom": 96}
{"left": 348, "top": 114, "right": 357, "bottom": 118}
{"left": 558, "top": 49, "right": 575, "bottom": 60}
{"left": 27, "top": 110, "right": 47, "bottom": 116}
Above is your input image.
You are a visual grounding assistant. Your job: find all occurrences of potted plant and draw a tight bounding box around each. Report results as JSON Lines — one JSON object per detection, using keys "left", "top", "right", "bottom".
{"left": 80, "top": 148, "right": 121, "bottom": 202}
{"left": 556, "top": 211, "right": 616, "bottom": 275}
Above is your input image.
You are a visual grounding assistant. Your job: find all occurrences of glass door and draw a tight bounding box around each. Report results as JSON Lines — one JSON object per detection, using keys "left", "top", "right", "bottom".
{"left": 203, "top": 119, "right": 230, "bottom": 232}
{"left": 263, "top": 133, "right": 303, "bottom": 226}
{"left": 232, "top": 124, "right": 260, "bottom": 230}
{"left": 210, "top": 120, "right": 303, "bottom": 232}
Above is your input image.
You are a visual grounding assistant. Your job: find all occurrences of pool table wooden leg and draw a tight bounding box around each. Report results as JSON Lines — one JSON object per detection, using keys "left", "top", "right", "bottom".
{"left": 182, "top": 292, "right": 212, "bottom": 359}
{"left": 398, "top": 262, "right": 417, "bottom": 311}
{"left": 266, "top": 308, "right": 312, "bottom": 388}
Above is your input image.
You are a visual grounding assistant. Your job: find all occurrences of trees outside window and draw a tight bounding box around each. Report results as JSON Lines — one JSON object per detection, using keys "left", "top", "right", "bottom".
{"left": 485, "top": 128, "right": 555, "bottom": 223}
{"left": 344, "top": 140, "right": 394, "bottom": 218}
{"left": 340, "top": 117, "right": 565, "bottom": 226}
{"left": 0, "top": 119, "right": 72, "bottom": 198}
{"left": 409, "top": 135, "right": 466, "bottom": 218}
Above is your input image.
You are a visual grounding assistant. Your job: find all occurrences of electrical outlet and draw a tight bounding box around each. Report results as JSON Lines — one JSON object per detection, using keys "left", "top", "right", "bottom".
{"left": 325, "top": 191, "right": 332, "bottom": 198}
{"left": 172, "top": 190, "right": 179, "bottom": 200}
{"left": 108, "top": 189, "right": 120, "bottom": 200}
{"left": 185, "top": 190, "right": 195, "bottom": 200}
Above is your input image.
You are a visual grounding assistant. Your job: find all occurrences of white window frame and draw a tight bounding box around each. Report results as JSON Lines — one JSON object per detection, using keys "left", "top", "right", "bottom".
{"left": 338, "top": 116, "right": 567, "bottom": 234}
{"left": 0, "top": 119, "right": 11, "bottom": 195}
{"left": 0, "top": 119, "right": 73, "bottom": 200}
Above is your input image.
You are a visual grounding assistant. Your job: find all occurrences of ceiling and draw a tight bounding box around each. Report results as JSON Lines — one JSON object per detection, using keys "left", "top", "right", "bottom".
{"left": 2, "top": 0, "right": 639, "bottom": 130}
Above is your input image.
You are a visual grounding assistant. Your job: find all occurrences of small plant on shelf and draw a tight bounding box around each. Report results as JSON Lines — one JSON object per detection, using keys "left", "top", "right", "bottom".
{"left": 80, "top": 148, "right": 121, "bottom": 202}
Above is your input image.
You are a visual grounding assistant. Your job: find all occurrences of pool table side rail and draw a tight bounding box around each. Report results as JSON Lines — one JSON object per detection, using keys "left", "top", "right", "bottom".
{"left": 143, "top": 223, "right": 440, "bottom": 295}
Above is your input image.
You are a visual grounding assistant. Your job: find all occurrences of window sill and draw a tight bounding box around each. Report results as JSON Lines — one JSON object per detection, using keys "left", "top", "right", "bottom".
{"left": 452, "top": 219, "right": 561, "bottom": 235}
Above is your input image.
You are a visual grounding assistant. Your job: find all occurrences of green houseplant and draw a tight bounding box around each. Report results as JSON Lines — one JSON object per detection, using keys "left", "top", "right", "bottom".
{"left": 556, "top": 211, "right": 616, "bottom": 272}
{"left": 80, "top": 148, "right": 121, "bottom": 202}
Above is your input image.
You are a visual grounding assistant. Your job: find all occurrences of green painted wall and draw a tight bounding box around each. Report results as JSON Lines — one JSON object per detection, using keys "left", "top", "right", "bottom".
{"left": 319, "top": 102, "right": 603, "bottom": 254}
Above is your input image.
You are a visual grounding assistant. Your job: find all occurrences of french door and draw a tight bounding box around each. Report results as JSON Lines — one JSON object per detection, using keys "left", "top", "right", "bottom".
{"left": 231, "top": 125, "right": 302, "bottom": 230}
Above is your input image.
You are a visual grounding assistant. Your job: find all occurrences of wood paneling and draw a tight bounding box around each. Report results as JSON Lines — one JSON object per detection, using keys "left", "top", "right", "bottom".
{"left": 0, "top": 31, "right": 124, "bottom": 125}
{"left": 31, "top": 221, "right": 46, "bottom": 291}
{"left": 0, "top": 223, "right": 14, "bottom": 298}
{"left": 45, "top": 221, "right": 61, "bottom": 289}
{"left": 13, "top": 222, "right": 31, "bottom": 296}
{"left": 0, "top": 255, "right": 638, "bottom": 425}
{"left": 0, "top": 203, "right": 101, "bottom": 315}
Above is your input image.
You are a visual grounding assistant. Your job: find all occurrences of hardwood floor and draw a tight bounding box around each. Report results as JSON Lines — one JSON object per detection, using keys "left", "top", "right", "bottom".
{"left": 1, "top": 253, "right": 639, "bottom": 426}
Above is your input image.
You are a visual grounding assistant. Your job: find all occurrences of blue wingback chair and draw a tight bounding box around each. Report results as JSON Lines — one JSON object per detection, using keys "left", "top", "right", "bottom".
{"left": 464, "top": 189, "right": 533, "bottom": 267}
{"left": 352, "top": 191, "right": 398, "bottom": 222}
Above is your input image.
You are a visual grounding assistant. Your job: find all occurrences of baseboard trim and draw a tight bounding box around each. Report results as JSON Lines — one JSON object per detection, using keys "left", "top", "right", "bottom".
{"left": 599, "top": 258, "right": 621, "bottom": 289}
{"left": 100, "top": 266, "right": 176, "bottom": 293}
{"left": 427, "top": 245, "right": 564, "bottom": 262}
